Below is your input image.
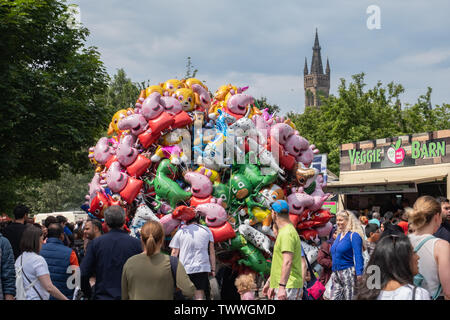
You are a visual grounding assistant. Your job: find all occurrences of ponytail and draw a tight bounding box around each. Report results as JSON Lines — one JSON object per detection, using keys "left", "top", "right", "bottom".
{"left": 140, "top": 221, "right": 165, "bottom": 257}
{"left": 410, "top": 196, "right": 440, "bottom": 230}
{"left": 145, "top": 234, "right": 157, "bottom": 257}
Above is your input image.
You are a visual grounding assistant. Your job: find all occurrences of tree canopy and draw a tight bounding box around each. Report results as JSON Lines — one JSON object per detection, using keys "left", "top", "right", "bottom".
{"left": 289, "top": 73, "right": 450, "bottom": 175}
{"left": 0, "top": 0, "right": 109, "bottom": 213}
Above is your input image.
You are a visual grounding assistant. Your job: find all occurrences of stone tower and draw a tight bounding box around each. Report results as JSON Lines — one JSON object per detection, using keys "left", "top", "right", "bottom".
{"left": 304, "top": 29, "right": 330, "bottom": 107}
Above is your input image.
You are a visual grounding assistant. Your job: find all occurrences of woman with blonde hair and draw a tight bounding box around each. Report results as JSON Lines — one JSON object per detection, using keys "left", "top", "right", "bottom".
{"left": 329, "top": 210, "right": 365, "bottom": 300}
{"left": 121, "top": 221, "right": 195, "bottom": 300}
{"left": 408, "top": 196, "right": 450, "bottom": 300}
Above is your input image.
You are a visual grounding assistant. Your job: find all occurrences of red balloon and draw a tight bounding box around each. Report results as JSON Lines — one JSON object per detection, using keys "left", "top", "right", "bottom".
{"left": 172, "top": 206, "right": 196, "bottom": 221}
{"left": 310, "top": 209, "right": 333, "bottom": 225}
{"left": 266, "top": 137, "right": 296, "bottom": 171}
{"left": 299, "top": 229, "right": 318, "bottom": 241}
{"left": 126, "top": 154, "right": 151, "bottom": 178}
{"left": 172, "top": 111, "right": 192, "bottom": 129}
{"left": 89, "top": 192, "right": 113, "bottom": 219}
{"left": 138, "top": 129, "right": 160, "bottom": 148}
{"left": 119, "top": 177, "right": 143, "bottom": 204}
{"left": 297, "top": 220, "right": 323, "bottom": 230}
{"left": 105, "top": 155, "right": 118, "bottom": 169}
{"left": 209, "top": 221, "right": 236, "bottom": 243}
{"left": 148, "top": 112, "right": 174, "bottom": 133}
{"left": 190, "top": 195, "right": 213, "bottom": 207}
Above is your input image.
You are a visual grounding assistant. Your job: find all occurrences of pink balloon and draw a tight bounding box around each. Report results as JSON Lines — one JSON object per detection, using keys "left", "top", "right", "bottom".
{"left": 316, "top": 222, "right": 333, "bottom": 238}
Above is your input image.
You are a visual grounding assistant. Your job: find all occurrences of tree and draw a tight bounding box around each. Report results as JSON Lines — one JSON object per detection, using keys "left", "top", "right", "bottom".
{"left": 255, "top": 96, "right": 280, "bottom": 115}
{"left": 289, "top": 73, "right": 448, "bottom": 175}
{"left": 0, "top": 0, "right": 109, "bottom": 213}
{"left": 15, "top": 165, "right": 92, "bottom": 214}
{"left": 184, "top": 56, "right": 198, "bottom": 79}
{"left": 104, "top": 68, "right": 141, "bottom": 115}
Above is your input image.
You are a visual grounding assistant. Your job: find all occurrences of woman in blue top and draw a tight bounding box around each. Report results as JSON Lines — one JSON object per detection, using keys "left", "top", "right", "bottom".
{"left": 329, "top": 210, "right": 365, "bottom": 300}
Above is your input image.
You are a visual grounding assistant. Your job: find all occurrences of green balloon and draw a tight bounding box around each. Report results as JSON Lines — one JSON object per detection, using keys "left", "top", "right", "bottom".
{"left": 152, "top": 159, "right": 191, "bottom": 209}
{"left": 212, "top": 182, "right": 232, "bottom": 209}
{"left": 233, "top": 152, "right": 278, "bottom": 193}
{"left": 228, "top": 232, "right": 246, "bottom": 251}
{"left": 238, "top": 243, "right": 271, "bottom": 276}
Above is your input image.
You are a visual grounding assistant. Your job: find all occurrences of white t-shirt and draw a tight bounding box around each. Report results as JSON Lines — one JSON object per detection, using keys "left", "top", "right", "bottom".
{"left": 15, "top": 252, "right": 50, "bottom": 300}
{"left": 377, "top": 284, "right": 431, "bottom": 300}
{"left": 169, "top": 224, "right": 214, "bottom": 274}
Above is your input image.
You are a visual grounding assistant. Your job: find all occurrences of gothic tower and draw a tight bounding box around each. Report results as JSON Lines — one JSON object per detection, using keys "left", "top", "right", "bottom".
{"left": 304, "top": 29, "right": 330, "bottom": 107}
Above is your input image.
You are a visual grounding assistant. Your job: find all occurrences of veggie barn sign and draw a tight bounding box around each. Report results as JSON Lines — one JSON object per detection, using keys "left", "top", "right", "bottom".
{"left": 340, "top": 130, "right": 450, "bottom": 172}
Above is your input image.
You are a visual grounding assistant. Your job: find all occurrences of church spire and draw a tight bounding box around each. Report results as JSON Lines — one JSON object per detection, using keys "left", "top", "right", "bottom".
{"left": 326, "top": 57, "right": 330, "bottom": 75}
{"left": 310, "top": 28, "right": 324, "bottom": 74}
{"left": 304, "top": 57, "right": 308, "bottom": 75}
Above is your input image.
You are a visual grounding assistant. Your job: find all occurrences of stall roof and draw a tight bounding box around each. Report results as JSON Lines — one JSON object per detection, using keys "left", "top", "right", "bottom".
{"left": 326, "top": 174, "right": 447, "bottom": 188}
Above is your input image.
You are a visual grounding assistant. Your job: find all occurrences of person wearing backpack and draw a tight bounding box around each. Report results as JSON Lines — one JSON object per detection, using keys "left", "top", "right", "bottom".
{"left": 40, "top": 223, "right": 79, "bottom": 300}
{"left": 0, "top": 231, "right": 16, "bottom": 300}
{"left": 355, "top": 234, "right": 431, "bottom": 300}
{"left": 14, "top": 225, "right": 68, "bottom": 300}
{"left": 121, "top": 220, "right": 195, "bottom": 300}
{"left": 408, "top": 196, "right": 450, "bottom": 300}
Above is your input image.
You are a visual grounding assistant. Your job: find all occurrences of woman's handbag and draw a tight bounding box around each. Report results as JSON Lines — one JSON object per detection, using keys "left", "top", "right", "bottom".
{"left": 303, "top": 252, "right": 326, "bottom": 300}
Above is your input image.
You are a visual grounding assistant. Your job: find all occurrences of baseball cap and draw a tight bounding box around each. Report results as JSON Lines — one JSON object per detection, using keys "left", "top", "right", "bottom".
{"left": 368, "top": 218, "right": 380, "bottom": 228}
{"left": 271, "top": 200, "right": 289, "bottom": 214}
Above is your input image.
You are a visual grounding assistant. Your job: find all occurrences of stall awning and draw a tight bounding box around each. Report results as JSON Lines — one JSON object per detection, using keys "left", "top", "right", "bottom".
{"left": 325, "top": 174, "right": 447, "bottom": 195}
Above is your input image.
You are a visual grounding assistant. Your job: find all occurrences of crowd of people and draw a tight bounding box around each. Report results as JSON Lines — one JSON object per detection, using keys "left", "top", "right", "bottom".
{"left": 0, "top": 195, "right": 449, "bottom": 301}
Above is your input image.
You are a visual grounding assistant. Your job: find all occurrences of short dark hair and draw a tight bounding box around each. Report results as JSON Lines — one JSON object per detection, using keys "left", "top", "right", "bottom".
{"left": 383, "top": 211, "right": 394, "bottom": 221}
{"left": 56, "top": 215, "right": 68, "bottom": 224}
{"left": 379, "top": 222, "right": 404, "bottom": 240}
{"left": 87, "top": 219, "right": 103, "bottom": 234}
{"left": 436, "top": 196, "right": 449, "bottom": 205}
{"left": 44, "top": 215, "right": 58, "bottom": 228}
{"left": 104, "top": 206, "right": 125, "bottom": 229}
{"left": 13, "top": 205, "right": 30, "bottom": 220}
{"left": 365, "top": 223, "right": 379, "bottom": 238}
{"left": 20, "top": 225, "right": 43, "bottom": 254}
{"left": 47, "top": 223, "right": 63, "bottom": 239}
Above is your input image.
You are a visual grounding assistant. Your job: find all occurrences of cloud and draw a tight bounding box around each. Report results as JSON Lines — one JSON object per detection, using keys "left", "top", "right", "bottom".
{"left": 394, "top": 49, "right": 450, "bottom": 68}
{"left": 71, "top": 0, "right": 450, "bottom": 114}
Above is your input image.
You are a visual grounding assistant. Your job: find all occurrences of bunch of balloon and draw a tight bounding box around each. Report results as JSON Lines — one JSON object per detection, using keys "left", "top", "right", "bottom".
{"left": 82, "top": 78, "right": 333, "bottom": 281}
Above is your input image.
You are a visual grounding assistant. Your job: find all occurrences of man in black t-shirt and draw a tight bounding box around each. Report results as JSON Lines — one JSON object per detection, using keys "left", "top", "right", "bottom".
{"left": 2, "top": 204, "right": 30, "bottom": 260}
{"left": 434, "top": 197, "right": 450, "bottom": 243}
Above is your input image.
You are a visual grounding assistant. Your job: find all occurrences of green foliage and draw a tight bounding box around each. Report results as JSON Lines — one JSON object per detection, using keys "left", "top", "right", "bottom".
{"left": 103, "top": 68, "right": 141, "bottom": 118}
{"left": 255, "top": 96, "right": 280, "bottom": 114}
{"left": 290, "top": 73, "right": 449, "bottom": 175}
{"left": 15, "top": 165, "right": 92, "bottom": 214}
{"left": 184, "top": 56, "right": 198, "bottom": 79}
{"left": 0, "top": 0, "right": 109, "bottom": 213}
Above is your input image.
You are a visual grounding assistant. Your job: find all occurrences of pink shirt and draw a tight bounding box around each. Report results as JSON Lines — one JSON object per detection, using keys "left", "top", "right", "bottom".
{"left": 240, "top": 291, "right": 255, "bottom": 300}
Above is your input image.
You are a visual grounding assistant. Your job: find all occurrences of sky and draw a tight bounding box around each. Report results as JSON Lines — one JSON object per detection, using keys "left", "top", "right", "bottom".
{"left": 69, "top": 0, "right": 450, "bottom": 116}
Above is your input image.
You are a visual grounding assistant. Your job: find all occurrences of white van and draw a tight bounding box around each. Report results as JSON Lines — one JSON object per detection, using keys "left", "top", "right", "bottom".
{"left": 34, "top": 211, "right": 88, "bottom": 225}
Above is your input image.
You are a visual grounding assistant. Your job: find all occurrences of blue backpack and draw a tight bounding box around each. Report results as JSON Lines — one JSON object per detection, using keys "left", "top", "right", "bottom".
{"left": 413, "top": 235, "right": 442, "bottom": 300}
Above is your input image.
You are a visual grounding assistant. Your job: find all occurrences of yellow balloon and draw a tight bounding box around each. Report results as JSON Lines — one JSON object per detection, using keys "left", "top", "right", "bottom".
{"left": 184, "top": 78, "right": 208, "bottom": 91}
{"left": 145, "top": 85, "right": 163, "bottom": 97}
{"left": 162, "top": 79, "right": 186, "bottom": 95}
{"left": 196, "top": 166, "right": 220, "bottom": 183}
{"left": 174, "top": 88, "right": 196, "bottom": 112}
{"left": 107, "top": 109, "right": 129, "bottom": 136}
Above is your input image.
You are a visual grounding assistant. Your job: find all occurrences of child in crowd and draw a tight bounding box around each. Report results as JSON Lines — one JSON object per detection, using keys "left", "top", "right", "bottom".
{"left": 365, "top": 223, "right": 380, "bottom": 256}
{"left": 234, "top": 272, "right": 257, "bottom": 300}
